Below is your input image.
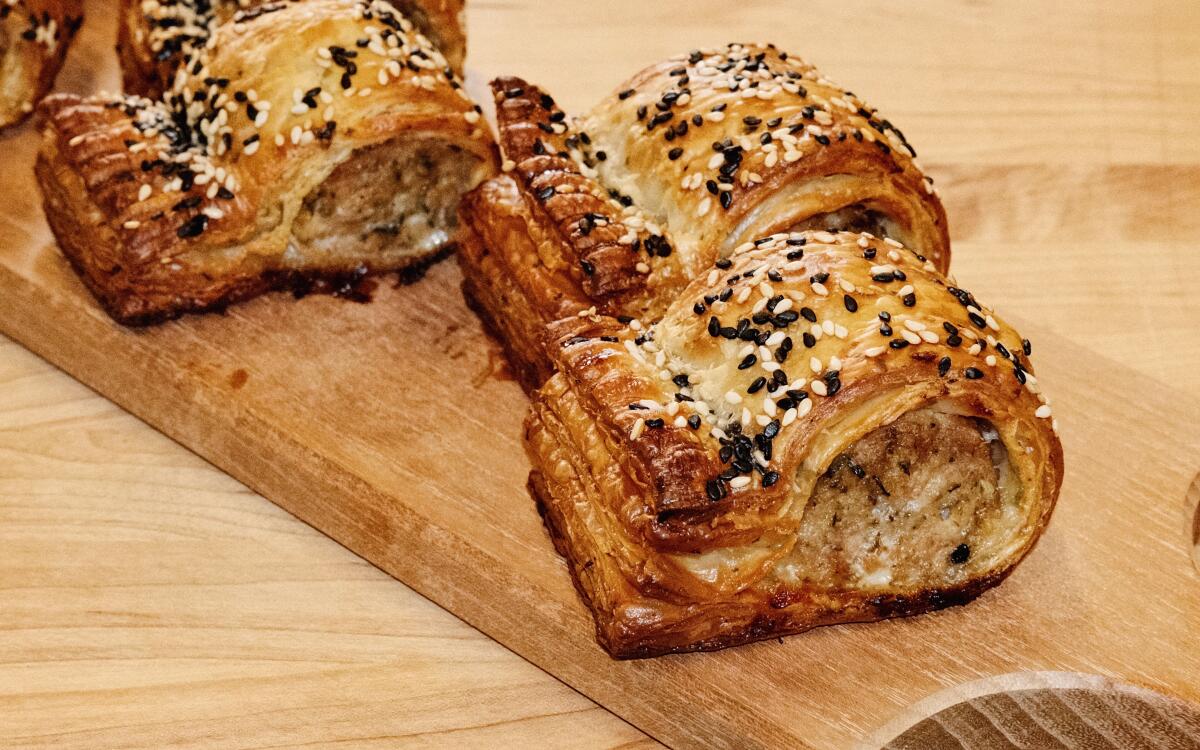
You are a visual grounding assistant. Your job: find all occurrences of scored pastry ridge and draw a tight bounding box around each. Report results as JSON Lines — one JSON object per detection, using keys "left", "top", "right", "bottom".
{"left": 37, "top": 0, "right": 496, "bottom": 325}
{"left": 525, "top": 231, "right": 1063, "bottom": 658}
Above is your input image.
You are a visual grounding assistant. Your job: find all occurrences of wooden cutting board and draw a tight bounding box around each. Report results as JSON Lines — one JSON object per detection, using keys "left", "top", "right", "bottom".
{"left": 3, "top": 6, "right": 1200, "bottom": 749}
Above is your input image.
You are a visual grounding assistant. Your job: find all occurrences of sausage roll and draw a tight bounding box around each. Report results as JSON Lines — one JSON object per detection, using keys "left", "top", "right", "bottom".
{"left": 0, "top": 0, "right": 82, "bottom": 130}
{"left": 526, "top": 230, "right": 1062, "bottom": 658}
{"left": 37, "top": 0, "right": 495, "bottom": 325}
{"left": 459, "top": 43, "right": 949, "bottom": 389}
{"left": 118, "top": 0, "right": 466, "bottom": 97}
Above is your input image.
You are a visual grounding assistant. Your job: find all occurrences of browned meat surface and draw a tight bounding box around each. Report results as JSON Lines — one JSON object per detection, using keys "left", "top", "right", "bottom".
{"left": 291, "top": 136, "right": 483, "bottom": 267}
{"left": 778, "top": 410, "right": 1020, "bottom": 592}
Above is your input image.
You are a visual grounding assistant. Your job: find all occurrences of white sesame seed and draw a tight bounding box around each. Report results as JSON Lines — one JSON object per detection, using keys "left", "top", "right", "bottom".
{"left": 1035, "top": 405, "right": 1052, "bottom": 419}
{"left": 730, "top": 476, "right": 751, "bottom": 489}
{"left": 137, "top": 184, "right": 152, "bottom": 202}
{"left": 811, "top": 380, "right": 828, "bottom": 396}
{"left": 797, "top": 398, "right": 813, "bottom": 417}
{"left": 725, "top": 390, "right": 743, "bottom": 404}
{"left": 902, "top": 330, "right": 921, "bottom": 345}
{"left": 630, "top": 418, "right": 645, "bottom": 440}
{"left": 865, "top": 346, "right": 885, "bottom": 357}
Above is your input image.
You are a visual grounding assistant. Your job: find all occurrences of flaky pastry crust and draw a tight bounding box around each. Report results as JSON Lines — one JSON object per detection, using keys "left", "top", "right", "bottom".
{"left": 0, "top": 0, "right": 82, "bottom": 130}
{"left": 459, "top": 44, "right": 949, "bottom": 390}
{"left": 37, "top": 0, "right": 495, "bottom": 325}
{"left": 525, "top": 230, "right": 1062, "bottom": 657}
{"left": 117, "top": 0, "right": 466, "bottom": 97}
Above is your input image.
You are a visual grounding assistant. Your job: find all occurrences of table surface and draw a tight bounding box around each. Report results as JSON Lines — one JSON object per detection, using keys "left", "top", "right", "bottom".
{"left": 3, "top": 0, "right": 1199, "bottom": 747}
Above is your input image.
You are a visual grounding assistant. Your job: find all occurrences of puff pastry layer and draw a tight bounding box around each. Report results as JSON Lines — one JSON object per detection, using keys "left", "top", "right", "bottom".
{"left": 460, "top": 43, "right": 949, "bottom": 389}
{"left": 526, "top": 230, "right": 1062, "bottom": 657}
{"left": 117, "top": 0, "right": 465, "bottom": 97}
{"left": 37, "top": 0, "right": 495, "bottom": 325}
{"left": 0, "top": 0, "right": 82, "bottom": 130}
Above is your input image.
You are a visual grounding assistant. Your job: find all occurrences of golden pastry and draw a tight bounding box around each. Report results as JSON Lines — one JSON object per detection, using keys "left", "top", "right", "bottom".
{"left": 0, "top": 0, "right": 83, "bottom": 130}
{"left": 118, "top": 0, "right": 466, "bottom": 97}
{"left": 526, "top": 230, "right": 1062, "bottom": 657}
{"left": 37, "top": 0, "right": 495, "bottom": 325}
{"left": 460, "top": 43, "right": 948, "bottom": 388}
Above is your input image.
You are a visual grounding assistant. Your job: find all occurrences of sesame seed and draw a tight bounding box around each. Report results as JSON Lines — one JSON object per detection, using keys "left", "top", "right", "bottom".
{"left": 630, "top": 418, "right": 646, "bottom": 440}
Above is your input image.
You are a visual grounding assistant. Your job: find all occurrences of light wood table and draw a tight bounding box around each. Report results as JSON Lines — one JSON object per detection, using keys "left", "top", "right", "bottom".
{"left": 2, "top": 0, "right": 1198, "bottom": 747}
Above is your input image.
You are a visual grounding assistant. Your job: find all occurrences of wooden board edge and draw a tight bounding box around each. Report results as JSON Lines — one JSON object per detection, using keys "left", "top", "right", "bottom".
{"left": 0, "top": 263, "right": 803, "bottom": 749}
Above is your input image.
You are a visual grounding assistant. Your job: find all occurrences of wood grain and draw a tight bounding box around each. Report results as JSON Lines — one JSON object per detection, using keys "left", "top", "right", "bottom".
{"left": 0, "top": 337, "right": 657, "bottom": 750}
{"left": 870, "top": 673, "right": 1200, "bottom": 750}
{"left": 3, "top": 0, "right": 1200, "bottom": 748}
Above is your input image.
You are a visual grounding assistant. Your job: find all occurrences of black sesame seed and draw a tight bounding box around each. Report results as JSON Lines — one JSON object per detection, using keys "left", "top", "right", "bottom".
{"left": 646, "top": 418, "right": 664, "bottom": 429}
{"left": 176, "top": 214, "right": 208, "bottom": 238}
{"left": 668, "top": 147, "right": 683, "bottom": 160}
{"left": 747, "top": 376, "right": 767, "bottom": 394}
{"left": 708, "top": 316, "right": 720, "bottom": 336}
{"left": 693, "top": 302, "right": 706, "bottom": 314}
{"left": 762, "top": 471, "right": 780, "bottom": 488}
{"left": 687, "top": 415, "right": 702, "bottom": 429}
{"left": 938, "top": 356, "right": 951, "bottom": 376}
{"left": 964, "top": 367, "right": 984, "bottom": 380}
{"left": 947, "top": 334, "right": 962, "bottom": 347}
{"left": 800, "top": 306, "right": 817, "bottom": 323}
{"left": 889, "top": 339, "right": 909, "bottom": 349}
{"left": 738, "top": 354, "right": 757, "bottom": 370}
{"left": 902, "top": 293, "right": 917, "bottom": 307}
{"left": 843, "top": 294, "right": 858, "bottom": 313}
{"left": 950, "top": 543, "right": 970, "bottom": 564}
{"left": 705, "top": 478, "right": 727, "bottom": 501}
{"left": 580, "top": 260, "right": 595, "bottom": 275}
{"left": 1022, "top": 338, "right": 1032, "bottom": 356}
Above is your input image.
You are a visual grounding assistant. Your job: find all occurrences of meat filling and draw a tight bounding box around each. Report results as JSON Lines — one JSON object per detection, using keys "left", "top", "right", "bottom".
{"left": 779, "top": 410, "right": 1020, "bottom": 591}
{"left": 290, "top": 136, "right": 483, "bottom": 267}
{"left": 788, "top": 203, "right": 903, "bottom": 243}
